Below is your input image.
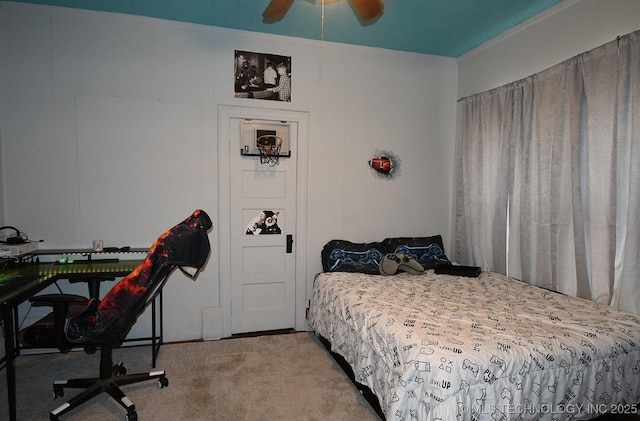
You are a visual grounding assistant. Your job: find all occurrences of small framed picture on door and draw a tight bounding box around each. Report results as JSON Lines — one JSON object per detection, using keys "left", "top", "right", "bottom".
{"left": 234, "top": 50, "right": 291, "bottom": 102}
{"left": 245, "top": 210, "right": 282, "bottom": 235}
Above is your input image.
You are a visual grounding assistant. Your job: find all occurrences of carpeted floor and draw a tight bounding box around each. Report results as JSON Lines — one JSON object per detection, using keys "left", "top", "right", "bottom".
{"left": 0, "top": 332, "right": 381, "bottom": 420}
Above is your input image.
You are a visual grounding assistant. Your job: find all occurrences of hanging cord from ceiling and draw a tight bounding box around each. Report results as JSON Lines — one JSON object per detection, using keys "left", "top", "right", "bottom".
{"left": 319, "top": 0, "right": 327, "bottom": 81}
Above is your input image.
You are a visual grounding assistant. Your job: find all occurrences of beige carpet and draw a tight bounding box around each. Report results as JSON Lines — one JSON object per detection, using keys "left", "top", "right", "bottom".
{"left": 0, "top": 332, "right": 382, "bottom": 420}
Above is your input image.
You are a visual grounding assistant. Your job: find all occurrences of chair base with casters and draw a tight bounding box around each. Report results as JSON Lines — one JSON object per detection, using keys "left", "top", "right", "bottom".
{"left": 49, "top": 343, "right": 168, "bottom": 421}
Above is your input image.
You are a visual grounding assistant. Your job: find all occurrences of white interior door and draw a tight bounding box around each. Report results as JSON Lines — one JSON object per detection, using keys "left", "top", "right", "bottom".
{"left": 229, "top": 119, "right": 297, "bottom": 334}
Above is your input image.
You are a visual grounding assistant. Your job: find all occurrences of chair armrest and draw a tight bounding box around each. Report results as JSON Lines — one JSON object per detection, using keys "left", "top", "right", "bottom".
{"left": 24, "top": 294, "right": 91, "bottom": 350}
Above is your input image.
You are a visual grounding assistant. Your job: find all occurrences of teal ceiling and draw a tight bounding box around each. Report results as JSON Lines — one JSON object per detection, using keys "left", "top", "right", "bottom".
{"left": 8, "top": 0, "right": 564, "bottom": 57}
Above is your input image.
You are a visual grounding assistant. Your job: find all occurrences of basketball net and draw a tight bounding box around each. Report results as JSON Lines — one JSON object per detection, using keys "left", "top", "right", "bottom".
{"left": 256, "top": 134, "right": 283, "bottom": 167}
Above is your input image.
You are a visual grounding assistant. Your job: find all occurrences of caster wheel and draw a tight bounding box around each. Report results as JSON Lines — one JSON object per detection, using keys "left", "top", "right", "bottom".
{"left": 126, "top": 410, "right": 138, "bottom": 421}
{"left": 52, "top": 386, "right": 64, "bottom": 399}
{"left": 157, "top": 377, "right": 169, "bottom": 388}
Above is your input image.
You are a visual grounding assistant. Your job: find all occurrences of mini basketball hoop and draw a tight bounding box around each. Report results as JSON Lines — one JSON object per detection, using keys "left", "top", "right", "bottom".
{"left": 256, "top": 134, "right": 283, "bottom": 166}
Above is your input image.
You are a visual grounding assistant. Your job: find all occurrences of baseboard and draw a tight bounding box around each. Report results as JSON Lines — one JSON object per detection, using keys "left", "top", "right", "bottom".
{"left": 228, "top": 328, "right": 297, "bottom": 339}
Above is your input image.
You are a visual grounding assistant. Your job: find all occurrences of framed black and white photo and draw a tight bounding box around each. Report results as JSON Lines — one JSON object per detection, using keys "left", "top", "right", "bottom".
{"left": 234, "top": 50, "right": 291, "bottom": 102}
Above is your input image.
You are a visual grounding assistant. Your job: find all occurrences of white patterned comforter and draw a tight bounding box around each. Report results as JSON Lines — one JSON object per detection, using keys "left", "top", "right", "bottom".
{"left": 307, "top": 271, "right": 640, "bottom": 421}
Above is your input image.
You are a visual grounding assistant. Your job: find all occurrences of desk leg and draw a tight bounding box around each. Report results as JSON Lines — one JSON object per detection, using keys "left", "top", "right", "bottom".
{"left": 2, "top": 304, "right": 17, "bottom": 421}
{"left": 150, "top": 291, "right": 164, "bottom": 368}
{"left": 151, "top": 298, "right": 157, "bottom": 367}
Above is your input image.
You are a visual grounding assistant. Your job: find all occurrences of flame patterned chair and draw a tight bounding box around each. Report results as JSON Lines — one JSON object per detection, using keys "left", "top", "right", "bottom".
{"left": 19, "top": 209, "right": 212, "bottom": 421}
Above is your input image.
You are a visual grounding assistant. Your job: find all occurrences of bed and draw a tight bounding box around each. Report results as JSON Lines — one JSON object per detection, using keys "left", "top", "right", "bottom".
{"left": 307, "top": 237, "right": 640, "bottom": 421}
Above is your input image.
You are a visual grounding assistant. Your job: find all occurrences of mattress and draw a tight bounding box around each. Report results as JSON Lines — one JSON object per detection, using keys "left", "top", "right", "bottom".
{"left": 307, "top": 270, "right": 640, "bottom": 421}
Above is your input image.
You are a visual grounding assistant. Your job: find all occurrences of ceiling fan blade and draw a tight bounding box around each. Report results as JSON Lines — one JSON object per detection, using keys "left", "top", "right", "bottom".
{"left": 348, "top": 0, "right": 384, "bottom": 21}
{"left": 262, "top": 0, "right": 295, "bottom": 20}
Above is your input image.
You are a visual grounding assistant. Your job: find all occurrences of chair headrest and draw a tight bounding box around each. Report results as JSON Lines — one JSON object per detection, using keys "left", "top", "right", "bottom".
{"left": 184, "top": 209, "right": 213, "bottom": 232}
{"left": 164, "top": 209, "right": 211, "bottom": 270}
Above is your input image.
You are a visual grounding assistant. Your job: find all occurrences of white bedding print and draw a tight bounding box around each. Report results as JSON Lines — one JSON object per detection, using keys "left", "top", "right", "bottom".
{"left": 307, "top": 270, "right": 640, "bottom": 421}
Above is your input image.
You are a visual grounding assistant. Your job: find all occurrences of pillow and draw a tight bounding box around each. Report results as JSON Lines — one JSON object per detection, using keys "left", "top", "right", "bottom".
{"left": 321, "top": 240, "right": 384, "bottom": 274}
{"left": 381, "top": 235, "right": 451, "bottom": 269}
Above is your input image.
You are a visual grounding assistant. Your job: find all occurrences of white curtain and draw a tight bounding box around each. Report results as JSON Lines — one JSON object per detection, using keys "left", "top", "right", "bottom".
{"left": 612, "top": 31, "right": 640, "bottom": 313}
{"left": 455, "top": 30, "right": 640, "bottom": 315}
{"left": 454, "top": 88, "right": 514, "bottom": 274}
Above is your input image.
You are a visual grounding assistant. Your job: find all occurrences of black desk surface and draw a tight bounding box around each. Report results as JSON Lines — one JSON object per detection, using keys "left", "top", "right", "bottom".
{"left": 26, "top": 247, "right": 148, "bottom": 256}
{"left": 0, "top": 272, "right": 43, "bottom": 305}
{"left": 0, "top": 259, "right": 143, "bottom": 305}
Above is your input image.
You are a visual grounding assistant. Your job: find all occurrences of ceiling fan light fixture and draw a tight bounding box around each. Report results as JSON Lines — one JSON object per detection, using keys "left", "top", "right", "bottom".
{"left": 262, "top": 0, "right": 295, "bottom": 21}
{"left": 263, "top": 0, "right": 384, "bottom": 23}
{"left": 348, "top": 0, "right": 384, "bottom": 22}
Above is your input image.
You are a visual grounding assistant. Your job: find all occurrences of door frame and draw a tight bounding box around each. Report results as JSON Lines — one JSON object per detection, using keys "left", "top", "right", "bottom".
{"left": 216, "top": 105, "right": 309, "bottom": 338}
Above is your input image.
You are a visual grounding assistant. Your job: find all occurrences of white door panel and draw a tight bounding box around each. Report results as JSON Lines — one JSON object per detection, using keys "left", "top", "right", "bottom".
{"left": 230, "top": 119, "right": 297, "bottom": 334}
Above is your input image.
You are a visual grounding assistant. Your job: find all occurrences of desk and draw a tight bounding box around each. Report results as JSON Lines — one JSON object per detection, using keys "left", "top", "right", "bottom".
{"left": 1, "top": 256, "right": 150, "bottom": 421}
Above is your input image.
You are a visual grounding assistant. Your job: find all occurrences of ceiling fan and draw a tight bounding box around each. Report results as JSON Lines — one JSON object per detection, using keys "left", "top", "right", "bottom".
{"left": 263, "top": 0, "right": 384, "bottom": 22}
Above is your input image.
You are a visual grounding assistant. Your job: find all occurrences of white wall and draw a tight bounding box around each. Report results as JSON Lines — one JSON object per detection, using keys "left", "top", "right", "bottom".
{"left": 0, "top": 3, "right": 458, "bottom": 344}
{"left": 458, "top": 0, "right": 640, "bottom": 97}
